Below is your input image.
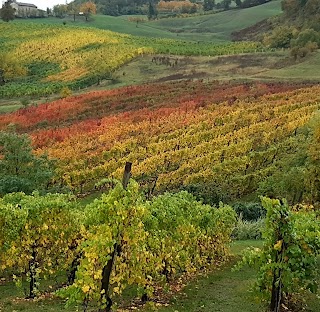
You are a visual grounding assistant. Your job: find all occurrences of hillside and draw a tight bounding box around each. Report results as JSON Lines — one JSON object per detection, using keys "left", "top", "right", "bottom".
{"left": 1, "top": 80, "right": 318, "bottom": 205}
{"left": 1, "top": 2, "right": 320, "bottom": 311}
{"left": 0, "top": 21, "right": 262, "bottom": 98}
{"left": 150, "top": 0, "right": 282, "bottom": 41}
{"left": 15, "top": 1, "right": 282, "bottom": 42}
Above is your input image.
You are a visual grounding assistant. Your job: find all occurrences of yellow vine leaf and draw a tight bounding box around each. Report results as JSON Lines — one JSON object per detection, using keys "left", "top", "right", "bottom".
{"left": 274, "top": 240, "right": 283, "bottom": 251}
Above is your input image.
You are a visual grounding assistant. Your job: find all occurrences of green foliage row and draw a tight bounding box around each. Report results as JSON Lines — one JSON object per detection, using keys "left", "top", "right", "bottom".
{"left": 232, "top": 216, "right": 264, "bottom": 240}
{"left": 235, "top": 197, "right": 320, "bottom": 309}
{"left": 0, "top": 192, "right": 80, "bottom": 298}
{"left": 257, "top": 112, "right": 320, "bottom": 205}
{"left": 0, "top": 181, "right": 236, "bottom": 308}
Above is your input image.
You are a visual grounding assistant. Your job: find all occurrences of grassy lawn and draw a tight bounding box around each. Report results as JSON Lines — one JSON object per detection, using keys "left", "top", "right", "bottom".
{"left": 110, "top": 52, "right": 290, "bottom": 86}
{"left": 257, "top": 50, "right": 320, "bottom": 81}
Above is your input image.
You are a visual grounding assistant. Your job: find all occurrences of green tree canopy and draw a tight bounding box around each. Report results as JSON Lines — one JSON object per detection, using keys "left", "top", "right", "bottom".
{"left": 0, "top": 130, "right": 55, "bottom": 195}
{"left": 0, "top": 1, "right": 15, "bottom": 22}
{"left": 52, "top": 3, "right": 68, "bottom": 18}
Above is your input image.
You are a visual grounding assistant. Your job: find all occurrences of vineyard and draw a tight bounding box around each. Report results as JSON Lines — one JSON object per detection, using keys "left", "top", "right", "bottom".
{"left": 0, "top": 22, "right": 265, "bottom": 98}
{"left": 1, "top": 10, "right": 320, "bottom": 310}
{"left": 0, "top": 81, "right": 318, "bottom": 201}
{"left": 0, "top": 76, "right": 320, "bottom": 310}
{"left": 0, "top": 180, "right": 237, "bottom": 310}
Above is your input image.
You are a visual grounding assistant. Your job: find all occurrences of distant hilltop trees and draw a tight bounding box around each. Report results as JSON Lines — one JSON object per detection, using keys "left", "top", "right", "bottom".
{"left": 68, "top": 0, "right": 272, "bottom": 17}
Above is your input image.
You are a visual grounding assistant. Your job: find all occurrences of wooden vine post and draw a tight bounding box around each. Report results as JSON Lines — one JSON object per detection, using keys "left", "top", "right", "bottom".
{"left": 100, "top": 162, "right": 132, "bottom": 312}
{"left": 270, "top": 201, "right": 288, "bottom": 312}
{"left": 28, "top": 244, "right": 37, "bottom": 299}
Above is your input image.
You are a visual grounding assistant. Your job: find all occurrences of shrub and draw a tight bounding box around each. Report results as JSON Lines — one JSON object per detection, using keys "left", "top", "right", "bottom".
{"left": 305, "top": 41, "right": 318, "bottom": 52}
{"left": 232, "top": 215, "right": 264, "bottom": 240}
{"left": 291, "top": 28, "right": 320, "bottom": 48}
{"left": 263, "top": 26, "right": 297, "bottom": 48}
{"left": 291, "top": 45, "right": 312, "bottom": 60}
{"left": 182, "top": 183, "right": 229, "bottom": 206}
{"left": 232, "top": 202, "right": 266, "bottom": 221}
{"left": 20, "top": 98, "right": 30, "bottom": 108}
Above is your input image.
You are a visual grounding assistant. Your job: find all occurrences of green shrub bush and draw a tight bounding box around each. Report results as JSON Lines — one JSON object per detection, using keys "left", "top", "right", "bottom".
{"left": 232, "top": 202, "right": 266, "bottom": 221}
{"left": 232, "top": 216, "right": 265, "bottom": 240}
{"left": 291, "top": 28, "right": 320, "bottom": 48}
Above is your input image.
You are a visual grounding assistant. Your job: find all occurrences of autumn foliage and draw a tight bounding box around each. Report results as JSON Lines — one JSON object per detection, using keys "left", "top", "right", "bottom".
{"left": 80, "top": 1, "right": 97, "bottom": 21}
{"left": 0, "top": 81, "right": 318, "bottom": 199}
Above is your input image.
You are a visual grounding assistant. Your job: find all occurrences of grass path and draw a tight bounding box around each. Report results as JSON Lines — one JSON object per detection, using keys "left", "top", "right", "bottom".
{"left": 143, "top": 240, "right": 264, "bottom": 312}
{"left": 147, "top": 240, "right": 320, "bottom": 312}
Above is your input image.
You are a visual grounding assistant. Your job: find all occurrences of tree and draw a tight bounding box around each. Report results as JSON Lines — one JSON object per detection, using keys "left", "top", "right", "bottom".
{"left": 0, "top": 1, "right": 15, "bottom": 22}
{"left": 0, "top": 69, "right": 4, "bottom": 86}
{"left": 147, "top": 1, "right": 157, "bottom": 20}
{"left": 68, "top": 2, "right": 80, "bottom": 22}
{"left": 80, "top": 1, "right": 97, "bottom": 21}
{"left": 53, "top": 4, "right": 68, "bottom": 18}
{"left": 263, "top": 26, "right": 297, "bottom": 48}
{"left": 221, "top": 0, "right": 232, "bottom": 9}
{"left": 0, "top": 130, "right": 55, "bottom": 195}
{"left": 203, "top": 0, "right": 215, "bottom": 11}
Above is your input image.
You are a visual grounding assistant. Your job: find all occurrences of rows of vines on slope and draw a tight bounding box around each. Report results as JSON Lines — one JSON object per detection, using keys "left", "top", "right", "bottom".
{"left": 0, "top": 181, "right": 236, "bottom": 309}
{"left": 0, "top": 84, "right": 319, "bottom": 199}
{"left": 0, "top": 22, "right": 268, "bottom": 97}
{"left": 28, "top": 86, "right": 320, "bottom": 198}
{"left": 0, "top": 81, "right": 309, "bottom": 132}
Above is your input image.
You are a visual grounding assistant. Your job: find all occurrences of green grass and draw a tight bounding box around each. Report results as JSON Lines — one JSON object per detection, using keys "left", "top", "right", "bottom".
{"left": 110, "top": 50, "right": 320, "bottom": 87}
{"left": 148, "top": 1, "right": 282, "bottom": 42}
{"left": 257, "top": 50, "right": 320, "bottom": 80}
{"left": 0, "top": 103, "right": 22, "bottom": 113}
{"left": 15, "top": 15, "right": 180, "bottom": 40}
{"left": 17, "top": 1, "right": 282, "bottom": 43}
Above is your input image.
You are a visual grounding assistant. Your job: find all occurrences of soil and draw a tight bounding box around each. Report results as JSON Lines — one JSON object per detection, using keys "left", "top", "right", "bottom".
{"left": 231, "top": 18, "right": 274, "bottom": 42}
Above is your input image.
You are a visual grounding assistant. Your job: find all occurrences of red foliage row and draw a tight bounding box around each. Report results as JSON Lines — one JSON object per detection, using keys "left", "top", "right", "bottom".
{"left": 0, "top": 81, "right": 311, "bottom": 136}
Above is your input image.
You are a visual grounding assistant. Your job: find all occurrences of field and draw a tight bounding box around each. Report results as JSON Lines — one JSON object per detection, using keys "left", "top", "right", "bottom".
{"left": 0, "top": 22, "right": 263, "bottom": 98}
{"left": 111, "top": 50, "right": 320, "bottom": 86}
{"left": 1, "top": 2, "right": 320, "bottom": 311}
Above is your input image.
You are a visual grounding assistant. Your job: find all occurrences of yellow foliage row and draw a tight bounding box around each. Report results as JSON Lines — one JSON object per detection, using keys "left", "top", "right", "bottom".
{"left": 36, "top": 85, "right": 320, "bottom": 195}
{"left": 0, "top": 23, "right": 152, "bottom": 82}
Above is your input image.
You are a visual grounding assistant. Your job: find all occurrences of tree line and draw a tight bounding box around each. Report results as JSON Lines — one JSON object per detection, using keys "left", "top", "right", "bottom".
{"left": 53, "top": 0, "right": 272, "bottom": 17}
